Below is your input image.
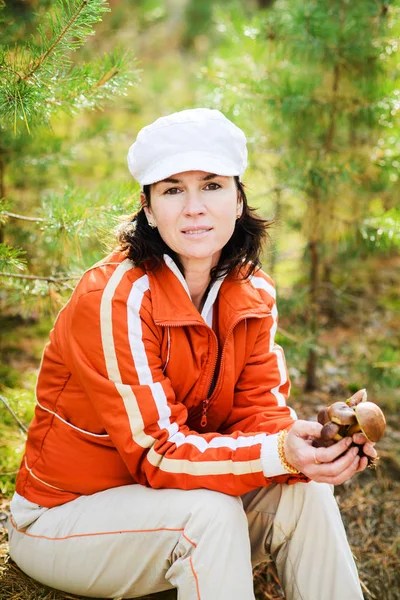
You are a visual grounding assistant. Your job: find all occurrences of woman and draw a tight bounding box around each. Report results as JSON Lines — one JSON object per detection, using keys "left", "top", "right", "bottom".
{"left": 8, "top": 108, "right": 375, "bottom": 600}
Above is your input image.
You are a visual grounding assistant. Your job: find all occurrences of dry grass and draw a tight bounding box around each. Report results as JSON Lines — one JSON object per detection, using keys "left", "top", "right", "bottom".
{"left": 338, "top": 476, "right": 400, "bottom": 600}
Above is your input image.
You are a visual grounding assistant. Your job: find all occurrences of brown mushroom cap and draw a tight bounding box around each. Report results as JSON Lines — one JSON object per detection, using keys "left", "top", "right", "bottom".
{"left": 354, "top": 402, "right": 386, "bottom": 442}
{"left": 328, "top": 402, "right": 357, "bottom": 426}
{"left": 317, "top": 407, "right": 330, "bottom": 426}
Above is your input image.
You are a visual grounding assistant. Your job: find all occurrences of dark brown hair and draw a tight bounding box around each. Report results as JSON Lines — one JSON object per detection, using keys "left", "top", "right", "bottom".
{"left": 117, "top": 177, "right": 272, "bottom": 283}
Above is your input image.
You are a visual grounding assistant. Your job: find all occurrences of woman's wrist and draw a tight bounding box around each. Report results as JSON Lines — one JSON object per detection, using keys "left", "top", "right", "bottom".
{"left": 277, "top": 429, "right": 301, "bottom": 475}
{"left": 260, "top": 431, "right": 301, "bottom": 477}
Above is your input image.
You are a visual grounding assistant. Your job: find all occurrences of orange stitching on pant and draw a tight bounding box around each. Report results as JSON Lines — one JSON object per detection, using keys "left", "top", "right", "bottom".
{"left": 182, "top": 532, "right": 197, "bottom": 548}
{"left": 10, "top": 517, "right": 197, "bottom": 548}
{"left": 190, "top": 556, "right": 201, "bottom": 599}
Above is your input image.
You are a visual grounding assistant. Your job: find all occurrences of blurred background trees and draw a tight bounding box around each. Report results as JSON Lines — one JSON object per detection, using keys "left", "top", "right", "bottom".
{"left": 199, "top": 0, "right": 400, "bottom": 390}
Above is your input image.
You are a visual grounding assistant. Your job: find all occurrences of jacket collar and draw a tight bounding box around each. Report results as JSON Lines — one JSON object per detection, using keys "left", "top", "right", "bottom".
{"left": 147, "top": 255, "right": 271, "bottom": 327}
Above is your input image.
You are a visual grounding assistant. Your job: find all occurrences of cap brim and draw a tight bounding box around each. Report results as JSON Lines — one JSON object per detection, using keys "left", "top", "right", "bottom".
{"left": 138, "top": 151, "right": 244, "bottom": 186}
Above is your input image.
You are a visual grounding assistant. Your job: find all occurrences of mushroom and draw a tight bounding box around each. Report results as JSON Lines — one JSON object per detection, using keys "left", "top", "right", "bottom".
{"left": 327, "top": 402, "right": 357, "bottom": 426}
{"left": 351, "top": 401, "right": 386, "bottom": 443}
{"left": 313, "top": 392, "right": 386, "bottom": 463}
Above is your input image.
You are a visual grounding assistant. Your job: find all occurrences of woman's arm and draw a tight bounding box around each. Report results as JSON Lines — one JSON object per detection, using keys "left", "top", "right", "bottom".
{"left": 218, "top": 271, "right": 375, "bottom": 485}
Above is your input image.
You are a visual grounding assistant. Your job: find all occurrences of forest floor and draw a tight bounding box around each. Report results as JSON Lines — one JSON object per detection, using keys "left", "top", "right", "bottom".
{"left": 1, "top": 257, "right": 399, "bottom": 599}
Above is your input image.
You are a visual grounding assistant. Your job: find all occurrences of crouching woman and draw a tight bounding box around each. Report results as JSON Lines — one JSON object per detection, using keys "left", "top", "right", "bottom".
{"left": 8, "top": 108, "right": 376, "bottom": 600}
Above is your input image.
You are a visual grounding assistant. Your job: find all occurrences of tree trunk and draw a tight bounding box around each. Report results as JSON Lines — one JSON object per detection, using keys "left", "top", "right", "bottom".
{"left": 269, "top": 188, "right": 281, "bottom": 277}
{"left": 304, "top": 238, "right": 319, "bottom": 391}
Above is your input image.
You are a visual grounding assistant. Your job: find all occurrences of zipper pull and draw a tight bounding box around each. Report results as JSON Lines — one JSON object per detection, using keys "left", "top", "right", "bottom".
{"left": 200, "top": 399, "right": 209, "bottom": 427}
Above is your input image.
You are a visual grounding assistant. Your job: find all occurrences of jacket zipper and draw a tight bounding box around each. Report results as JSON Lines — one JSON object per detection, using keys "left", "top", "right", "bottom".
{"left": 200, "top": 313, "right": 266, "bottom": 426}
{"left": 157, "top": 320, "right": 217, "bottom": 427}
{"left": 158, "top": 312, "right": 267, "bottom": 428}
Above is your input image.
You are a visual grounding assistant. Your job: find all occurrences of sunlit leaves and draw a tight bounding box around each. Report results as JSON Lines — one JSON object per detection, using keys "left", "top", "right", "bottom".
{"left": 360, "top": 206, "right": 400, "bottom": 252}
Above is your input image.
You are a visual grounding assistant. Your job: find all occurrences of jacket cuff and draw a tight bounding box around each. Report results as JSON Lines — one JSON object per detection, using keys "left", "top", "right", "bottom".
{"left": 260, "top": 433, "right": 293, "bottom": 477}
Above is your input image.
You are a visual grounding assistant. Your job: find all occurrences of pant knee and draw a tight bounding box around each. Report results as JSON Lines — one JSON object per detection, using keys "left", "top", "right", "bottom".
{"left": 183, "top": 489, "right": 248, "bottom": 545}
{"left": 275, "top": 481, "right": 341, "bottom": 542}
{"left": 294, "top": 481, "right": 337, "bottom": 515}
{"left": 194, "top": 489, "right": 244, "bottom": 520}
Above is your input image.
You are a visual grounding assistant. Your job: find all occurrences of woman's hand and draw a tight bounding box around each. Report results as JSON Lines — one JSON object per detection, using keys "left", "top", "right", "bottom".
{"left": 283, "top": 420, "right": 378, "bottom": 485}
{"left": 351, "top": 431, "right": 378, "bottom": 472}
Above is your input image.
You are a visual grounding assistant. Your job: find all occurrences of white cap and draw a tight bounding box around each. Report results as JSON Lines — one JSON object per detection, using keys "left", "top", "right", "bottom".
{"left": 127, "top": 108, "right": 248, "bottom": 186}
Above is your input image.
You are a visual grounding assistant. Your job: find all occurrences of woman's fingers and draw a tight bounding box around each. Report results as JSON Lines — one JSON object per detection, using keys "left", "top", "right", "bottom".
{"left": 352, "top": 432, "right": 369, "bottom": 445}
{"left": 312, "top": 445, "right": 358, "bottom": 474}
{"left": 355, "top": 455, "right": 369, "bottom": 473}
{"left": 313, "top": 453, "right": 362, "bottom": 485}
{"left": 360, "top": 441, "right": 377, "bottom": 459}
{"left": 313, "top": 436, "right": 352, "bottom": 464}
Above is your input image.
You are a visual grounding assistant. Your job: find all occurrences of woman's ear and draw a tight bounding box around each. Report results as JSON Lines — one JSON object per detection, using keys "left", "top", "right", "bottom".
{"left": 141, "top": 193, "right": 157, "bottom": 229}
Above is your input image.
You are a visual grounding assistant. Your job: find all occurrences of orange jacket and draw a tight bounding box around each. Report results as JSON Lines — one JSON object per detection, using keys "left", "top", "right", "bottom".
{"left": 16, "top": 252, "right": 302, "bottom": 508}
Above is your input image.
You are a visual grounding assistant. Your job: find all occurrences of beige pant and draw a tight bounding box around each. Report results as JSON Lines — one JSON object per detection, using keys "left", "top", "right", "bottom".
{"left": 8, "top": 482, "right": 363, "bottom": 600}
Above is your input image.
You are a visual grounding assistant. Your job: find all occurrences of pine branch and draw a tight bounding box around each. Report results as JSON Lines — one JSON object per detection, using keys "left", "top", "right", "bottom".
{"left": 21, "top": 0, "right": 89, "bottom": 82}
{"left": 48, "top": 50, "right": 136, "bottom": 114}
{"left": 0, "top": 243, "right": 27, "bottom": 271}
{"left": 0, "top": 394, "right": 28, "bottom": 435}
{"left": 0, "top": 272, "right": 79, "bottom": 283}
{"left": 0, "top": 65, "right": 21, "bottom": 78}
{"left": 1, "top": 211, "right": 44, "bottom": 222}
{"left": 94, "top": 64, "right": 120, "bottom": 88}
{"left": 0, "top": 0, "right": 124, "bottom": 133}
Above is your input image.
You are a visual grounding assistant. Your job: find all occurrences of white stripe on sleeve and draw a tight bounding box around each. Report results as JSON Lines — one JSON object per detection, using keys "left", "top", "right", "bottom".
{"left": 250, "top": 275, "right": 297, "bottom": 419}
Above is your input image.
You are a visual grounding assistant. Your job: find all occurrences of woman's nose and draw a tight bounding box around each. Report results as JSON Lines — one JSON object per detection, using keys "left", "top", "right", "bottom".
{"left": 183, "top": 190, "right": 206, "bottom": 215}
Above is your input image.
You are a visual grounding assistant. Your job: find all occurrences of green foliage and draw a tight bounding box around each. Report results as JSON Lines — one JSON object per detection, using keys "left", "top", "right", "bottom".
{"left": 0, "top": 0, "right": 140, "bottom": 312}
{"left": 38, "top": 182, "right": 139, "bottom": 266}
{"left": 360, "top": 206, "right": 400, "bottom": 252}
{"left": 0, "top": 181, "right": 139, "bottom": 313}
{"left": 0, "top": 314, "right": 53, "bottom": 495}
{"left": 0, "top": 0, "right": 137, "bottom": 133}
{"left": 0, "top": 387, "right": 33, "bottom": 496}
{"left": 0, "top": 242, "right": 26, "bottom": 273}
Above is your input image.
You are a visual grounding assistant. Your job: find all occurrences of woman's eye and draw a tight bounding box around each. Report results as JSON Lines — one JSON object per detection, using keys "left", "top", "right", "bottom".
{"left": 164, "top": 187, "right": 181, "bottom": 195}
{"left": 204, "top": 182, "right": 221, "bottom": 191}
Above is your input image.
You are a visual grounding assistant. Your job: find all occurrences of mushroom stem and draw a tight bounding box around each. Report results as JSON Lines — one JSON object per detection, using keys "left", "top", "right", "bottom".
{"left": 347, "top": 423, "right": 362, "bottom": 436}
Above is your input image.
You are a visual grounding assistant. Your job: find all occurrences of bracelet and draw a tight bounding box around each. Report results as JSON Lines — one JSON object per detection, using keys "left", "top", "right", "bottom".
{"left": 277, "top": 429, "right": 300, "bottom": 475}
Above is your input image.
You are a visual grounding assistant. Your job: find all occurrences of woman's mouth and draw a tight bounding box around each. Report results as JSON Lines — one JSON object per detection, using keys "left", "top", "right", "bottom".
{"left": 182, "top": 228, "right": 212, "bottom": 236}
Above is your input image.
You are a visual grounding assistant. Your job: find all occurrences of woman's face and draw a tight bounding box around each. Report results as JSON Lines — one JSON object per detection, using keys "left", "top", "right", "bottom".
{"left": 142, "top": 170, "right": 242, "bottom": 274}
